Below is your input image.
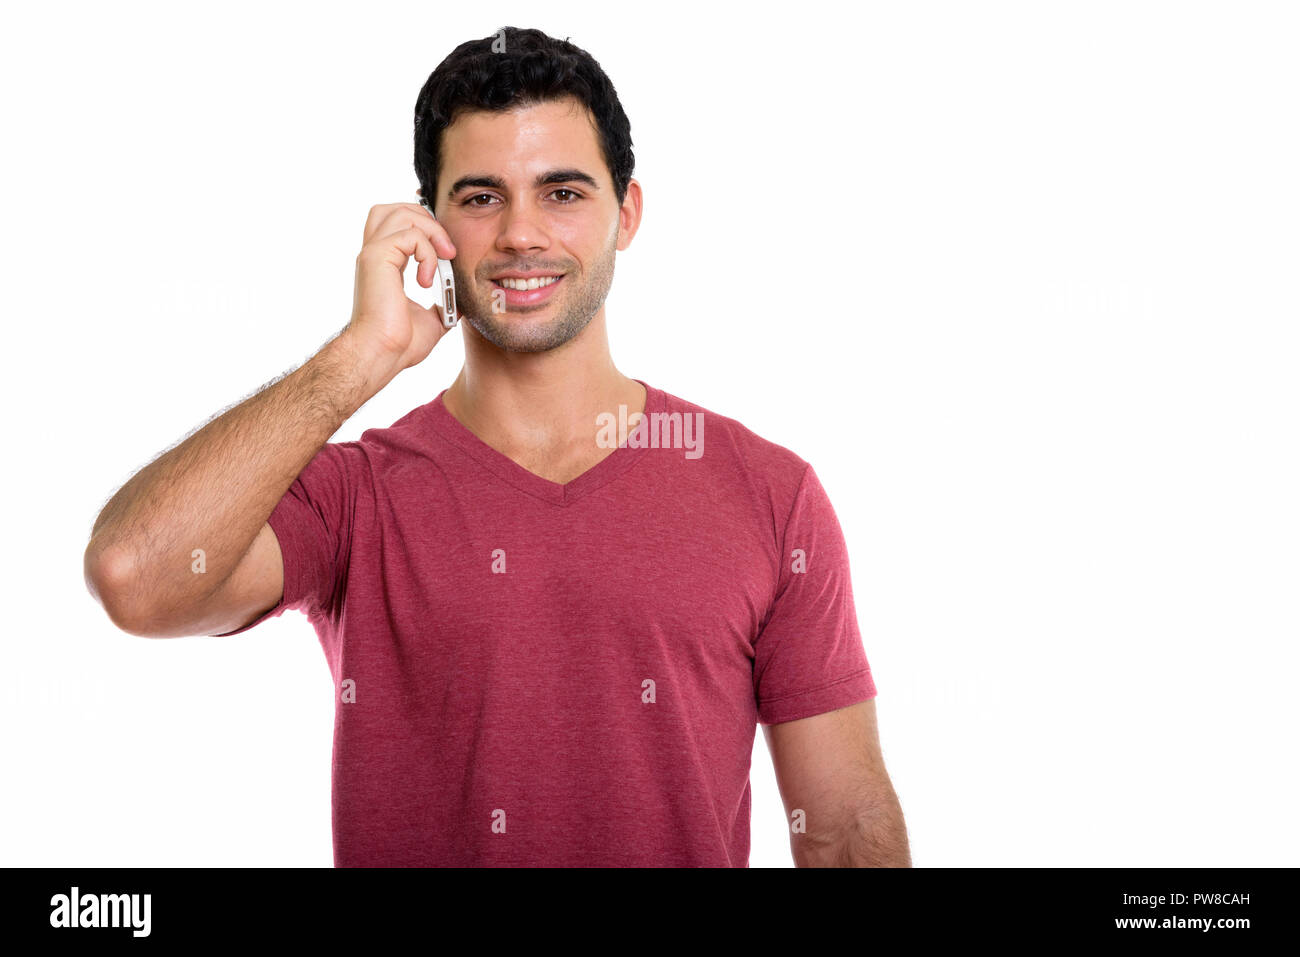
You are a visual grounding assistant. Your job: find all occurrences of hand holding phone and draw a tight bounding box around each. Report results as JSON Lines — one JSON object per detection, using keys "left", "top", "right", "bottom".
{"left": 344, "top": 202, "right": 459, "bottom": 381}
{"left": 421, "top": 200, "right": 459, "bottom": 329}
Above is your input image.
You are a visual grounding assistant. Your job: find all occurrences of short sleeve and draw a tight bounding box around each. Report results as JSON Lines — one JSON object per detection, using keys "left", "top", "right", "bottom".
{"left": 753, "top": 464, "right": 877, "bottom": 724}
{"left": 209, "top": 441, "right": 356, "bottom": 636}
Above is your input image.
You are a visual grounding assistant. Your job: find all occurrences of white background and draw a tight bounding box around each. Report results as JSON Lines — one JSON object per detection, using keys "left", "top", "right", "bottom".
{"left": 2, "top": 0, "right": 1296, "bottom": 867}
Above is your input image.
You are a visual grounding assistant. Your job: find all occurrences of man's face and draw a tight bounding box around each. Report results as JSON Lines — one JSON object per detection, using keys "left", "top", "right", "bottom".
{"left": 431, "top": 96, "right": 635, "bottom": 353}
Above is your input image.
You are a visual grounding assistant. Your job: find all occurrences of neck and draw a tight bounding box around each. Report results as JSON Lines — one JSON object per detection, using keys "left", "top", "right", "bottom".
{"left": 442, "top": 306, "right": 646, "bottom": 458}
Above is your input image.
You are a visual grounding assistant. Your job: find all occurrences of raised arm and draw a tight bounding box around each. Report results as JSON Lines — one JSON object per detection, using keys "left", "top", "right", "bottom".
{"left": 84, "top": 203, "right": 457, "bottom": 637}
{"left": 84, "top": 329, "right": 383, "bottom": 637}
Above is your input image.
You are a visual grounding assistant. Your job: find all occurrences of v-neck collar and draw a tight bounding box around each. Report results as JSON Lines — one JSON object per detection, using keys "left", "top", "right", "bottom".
{"left": 423, "top": 379, "right": 666, "bottom": 507}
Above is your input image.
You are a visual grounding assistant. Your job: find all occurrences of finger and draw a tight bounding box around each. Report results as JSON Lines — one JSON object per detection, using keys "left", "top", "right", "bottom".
{"left": 368, "top": 204, "right": 457, "bottom": 260}
{"left": 369, "top": 226, "right": 438, "bottom": 285}
{"left": 409, "top": 204, "right": 458, "bottom": 259}
{"left": 362, "top": 203, "right": 407, "bottom": 244}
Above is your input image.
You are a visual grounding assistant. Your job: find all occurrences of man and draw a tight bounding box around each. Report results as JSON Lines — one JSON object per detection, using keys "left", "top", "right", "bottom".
{"left": 83, "top": 26, "right": 909, "bottom": 868}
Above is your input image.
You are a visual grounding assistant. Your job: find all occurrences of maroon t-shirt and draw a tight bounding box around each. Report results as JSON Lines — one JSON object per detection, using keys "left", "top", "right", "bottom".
{"left": 215, "top": 381, "right": 877, "bottom": 866}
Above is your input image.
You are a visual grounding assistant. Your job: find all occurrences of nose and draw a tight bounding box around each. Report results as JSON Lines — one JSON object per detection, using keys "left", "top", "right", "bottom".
{"left": 495, "top": 202, "right": 551, "bottom": 256}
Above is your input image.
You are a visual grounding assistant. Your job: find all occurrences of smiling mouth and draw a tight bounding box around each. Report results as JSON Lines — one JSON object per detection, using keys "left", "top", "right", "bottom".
{"left": 491, "top": 275, "right": 564, "bottom": 290}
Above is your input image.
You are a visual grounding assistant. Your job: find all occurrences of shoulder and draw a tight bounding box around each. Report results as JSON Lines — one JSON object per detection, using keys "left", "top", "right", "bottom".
{"left": 655, "top": 385, "right": 814, "bottom": 510}
{"left": 305, "top": 398, "right": 441, "bottom": 477}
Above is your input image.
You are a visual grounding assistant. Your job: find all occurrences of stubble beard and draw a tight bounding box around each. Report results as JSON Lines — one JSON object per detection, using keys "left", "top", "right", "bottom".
{"left": 455, "top": 235, "right": 617, "bottom": 353}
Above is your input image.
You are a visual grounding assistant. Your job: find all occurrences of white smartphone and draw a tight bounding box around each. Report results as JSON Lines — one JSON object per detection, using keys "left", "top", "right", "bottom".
{"left": 420, "top": 200, "right": 458, "bottom": 329}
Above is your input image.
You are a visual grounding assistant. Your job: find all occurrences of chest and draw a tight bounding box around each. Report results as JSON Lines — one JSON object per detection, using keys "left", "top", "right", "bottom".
{"left": 343, "top": 487, "right": 779, "bottom": 676}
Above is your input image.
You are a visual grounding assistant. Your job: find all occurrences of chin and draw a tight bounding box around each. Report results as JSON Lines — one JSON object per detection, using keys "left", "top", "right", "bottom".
{"left": 466, "top": 311, "right": 593, "bottom": 354}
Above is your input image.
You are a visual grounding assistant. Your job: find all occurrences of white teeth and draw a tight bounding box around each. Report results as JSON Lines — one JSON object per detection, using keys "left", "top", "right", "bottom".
{"left": 497, "top": 276, "right": 559, "bottom": 290}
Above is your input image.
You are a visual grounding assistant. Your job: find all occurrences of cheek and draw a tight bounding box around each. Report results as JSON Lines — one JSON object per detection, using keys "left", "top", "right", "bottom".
{"left": 552, "top": 213, "right": 615, "bottom": 255}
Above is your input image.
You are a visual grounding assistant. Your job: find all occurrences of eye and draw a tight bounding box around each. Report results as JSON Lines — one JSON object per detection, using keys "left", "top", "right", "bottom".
{"left": 460, "top": 189, "right": 581, "bottom": 207}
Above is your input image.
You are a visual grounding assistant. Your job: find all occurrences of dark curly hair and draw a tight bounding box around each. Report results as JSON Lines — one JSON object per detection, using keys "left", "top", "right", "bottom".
{"left": 414, "top": 26, "right": 635, "bottom": 212}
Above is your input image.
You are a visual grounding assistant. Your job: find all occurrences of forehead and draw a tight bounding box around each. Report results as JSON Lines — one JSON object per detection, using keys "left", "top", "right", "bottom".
{"left": 441, "top": 95, "right": 605, "bottom": 181}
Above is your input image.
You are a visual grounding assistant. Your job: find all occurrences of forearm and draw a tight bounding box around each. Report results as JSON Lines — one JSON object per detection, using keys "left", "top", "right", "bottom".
{"left": 792, "top": 791, "right": 912, "bottom": 868}
{"left": 84, "top": 328, "right": 394, "bottom": 623}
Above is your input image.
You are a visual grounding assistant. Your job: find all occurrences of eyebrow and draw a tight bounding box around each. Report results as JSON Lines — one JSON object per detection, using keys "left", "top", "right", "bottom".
{"left": 447, "top": 168, "right": 601, "bottom": 200}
